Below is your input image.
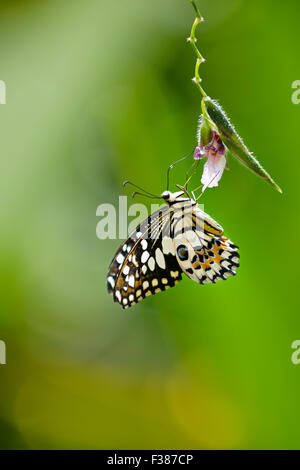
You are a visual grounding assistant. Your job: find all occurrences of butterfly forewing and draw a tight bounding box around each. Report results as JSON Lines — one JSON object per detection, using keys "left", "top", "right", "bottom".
{"left": 107, "top": 206, "right": 183, "bottom": 309}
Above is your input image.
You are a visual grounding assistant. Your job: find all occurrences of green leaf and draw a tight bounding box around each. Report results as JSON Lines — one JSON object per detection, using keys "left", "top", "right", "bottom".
{"left": 202, "top": 97, "right": 282, "bottom": 193}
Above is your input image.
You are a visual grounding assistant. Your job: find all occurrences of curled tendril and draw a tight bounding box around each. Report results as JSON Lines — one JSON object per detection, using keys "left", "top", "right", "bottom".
{"left": 187, "top": 0, "right": 207, "bottom": 98}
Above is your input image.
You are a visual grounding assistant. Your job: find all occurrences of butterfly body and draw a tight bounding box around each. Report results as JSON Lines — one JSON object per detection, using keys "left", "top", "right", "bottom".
{"left": 107, "top": 191, "right": 239, "bottom": 308}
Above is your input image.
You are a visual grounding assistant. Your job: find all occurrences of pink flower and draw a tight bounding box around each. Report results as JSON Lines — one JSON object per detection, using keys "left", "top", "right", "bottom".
{"left": 194, "top": 130, "right": 226, "bottom": 189}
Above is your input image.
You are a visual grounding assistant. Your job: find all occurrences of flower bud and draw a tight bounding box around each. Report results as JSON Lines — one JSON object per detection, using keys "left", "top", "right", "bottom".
{"left": 202, "top": 96, "right": 282, "bottom": 193}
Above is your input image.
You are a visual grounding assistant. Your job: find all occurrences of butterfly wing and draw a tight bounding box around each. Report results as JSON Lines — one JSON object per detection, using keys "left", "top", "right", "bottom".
{"left": 107, "top": 206, "right": 182, "bottom": 308}
{"left": 172, "top": 205, "right": 240, "bottom": 284}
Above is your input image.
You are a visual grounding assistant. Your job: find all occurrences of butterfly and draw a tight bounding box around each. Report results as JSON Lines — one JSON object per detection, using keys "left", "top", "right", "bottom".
{"left": 107, "top": 189, "right": 239, "bottom": 309}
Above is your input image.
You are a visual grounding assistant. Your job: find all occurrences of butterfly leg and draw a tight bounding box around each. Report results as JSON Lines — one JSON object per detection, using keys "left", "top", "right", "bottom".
{"left": 190, "top": 183, "right": 204, "bottom": 201}
{"left": 184, "top": 159, "right": 200, "bottom": 192}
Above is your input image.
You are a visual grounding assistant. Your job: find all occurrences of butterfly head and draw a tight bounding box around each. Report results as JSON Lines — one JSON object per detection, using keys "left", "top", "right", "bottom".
{"left": 161, "top": 190, "right": 191, "bottom": 203}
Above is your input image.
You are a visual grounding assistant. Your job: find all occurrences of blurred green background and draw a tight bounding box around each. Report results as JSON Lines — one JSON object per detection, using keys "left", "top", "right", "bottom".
{"left": 0, "top": 0, "right": 299, "bottom": 450}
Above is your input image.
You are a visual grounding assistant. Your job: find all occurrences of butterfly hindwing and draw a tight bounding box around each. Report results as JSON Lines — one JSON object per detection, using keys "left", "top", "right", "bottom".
{"left": 173, "top": 206, "right": 239, "bottom": 284}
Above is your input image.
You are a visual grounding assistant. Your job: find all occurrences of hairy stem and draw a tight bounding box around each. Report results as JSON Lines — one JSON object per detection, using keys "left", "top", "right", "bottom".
{"left": 187, "top": 0, "right": 207, "bottom": 98}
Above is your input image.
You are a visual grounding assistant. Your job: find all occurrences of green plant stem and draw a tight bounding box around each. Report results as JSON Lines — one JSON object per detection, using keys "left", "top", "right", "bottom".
{"left": 187, "top": 0, "right": 207, "bottom": 98}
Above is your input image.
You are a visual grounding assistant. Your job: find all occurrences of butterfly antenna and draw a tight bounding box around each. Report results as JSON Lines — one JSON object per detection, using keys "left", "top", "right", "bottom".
{"left": 132, "top": 191, "right": 161, "bottom": 200}
{"left": 123, "top": 181, "right": 159, "bottom": 198}
{"left": 166, "top": 151, "right": 194, "bottom": 190}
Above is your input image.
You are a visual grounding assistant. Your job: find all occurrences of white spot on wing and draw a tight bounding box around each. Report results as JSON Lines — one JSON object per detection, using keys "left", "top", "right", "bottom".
{"left": 148, "top": 257, "right": 155, "bottom": 271}
{"left": 116, "top": 254, "right": 125, "bottom": 264}
{"left": 162, "top": 237, "right": 174, "bottom": 255}
{"left": 141, "top": 240, "right": 148, "bottom": 250}
{"left": 129, "top": 275, "right": 135, "bottom": 288}
{"left": 155, "top": 248, "right": 166, "bottom": 269}
{"left": 115, "top": 291, "right": 121, "bottom": 302}
{"left": 141, "top": 251, "right": 150, "bottom": 264}
{"left": 123, "top": 266, "right": 130, "bottom": 275}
